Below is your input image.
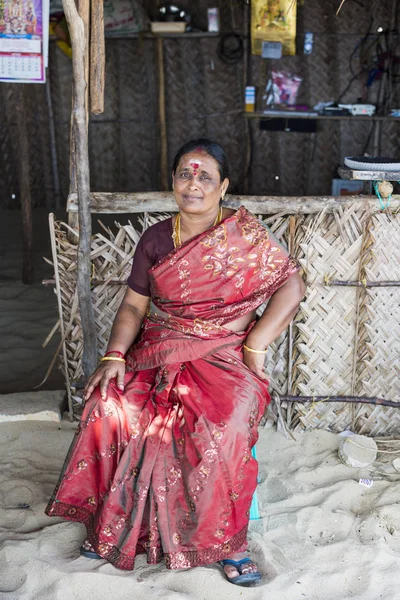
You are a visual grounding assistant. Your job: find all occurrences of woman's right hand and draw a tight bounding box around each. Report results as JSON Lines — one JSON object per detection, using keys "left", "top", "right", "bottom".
{"left": 83, "top": 361, "right": 126, "bottom": 403}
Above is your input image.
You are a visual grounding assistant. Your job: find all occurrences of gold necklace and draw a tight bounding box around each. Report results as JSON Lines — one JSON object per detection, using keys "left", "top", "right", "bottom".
{"left": 172, "top": 206, "right": 223, "bottom": 249}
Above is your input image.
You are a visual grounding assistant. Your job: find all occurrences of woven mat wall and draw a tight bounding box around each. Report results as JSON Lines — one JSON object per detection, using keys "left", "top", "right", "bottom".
{"left": 50, "top": 207, "right": 400, "bottom": 435}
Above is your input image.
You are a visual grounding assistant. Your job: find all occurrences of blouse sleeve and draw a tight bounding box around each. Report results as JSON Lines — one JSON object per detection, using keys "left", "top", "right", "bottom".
{"left": 127, "top": 234, "right": 153, "bottom": 297}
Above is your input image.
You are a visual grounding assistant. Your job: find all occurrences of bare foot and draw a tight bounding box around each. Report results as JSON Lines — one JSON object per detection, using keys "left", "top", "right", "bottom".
{"left": 81, "top": 539, "right": 96, "bottom": 552}
{"left": 223, "top": 551, "right": 259, "bottom": 580}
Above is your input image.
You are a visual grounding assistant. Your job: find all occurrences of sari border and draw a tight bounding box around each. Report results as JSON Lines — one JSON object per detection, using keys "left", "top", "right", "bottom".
{"left": 164, "top": 525, "right": 248, "bottom": 569}
{"left": 45, "top": 499, "right": 248, "bottom": 571}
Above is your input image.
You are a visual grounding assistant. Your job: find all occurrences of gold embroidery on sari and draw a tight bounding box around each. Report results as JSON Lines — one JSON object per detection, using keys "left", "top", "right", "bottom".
{"left": 115, "top": 515, "right": 129, "bottom": 530}
{"left": 240, "top": 220, "right": 268, "bottom": 246}
{"left": 200, "top": 225, "right": 227, "bottom": 248}
{"left": 189, "top": 425, "right": 225, "bottom": 503}
{"left": 172, "top": 532, "right": 181, "bottom": 545}
{"left": 248, "top": 246, "right": 285, "bottom": 280}
{"left": 103, "top": 525, "right": 113, "bottom": 537}
{"left": 178, "top": 258, "right": 192, "bottom": 302}
{"left": 202, "top": 244, "right": 244, "bottom": 278}
{"left": 130, "top": 422, "right": 140, "bottom": 439}
{"left": 110, "top": 466, "right": 140, "bottom": 492}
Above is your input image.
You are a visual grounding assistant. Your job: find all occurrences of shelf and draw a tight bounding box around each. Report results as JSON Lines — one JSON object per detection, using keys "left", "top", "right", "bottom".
{"left": 104, "top": 31, "right": 220, "bottom": 40}
{"left": 338, "top": 167, "right": 400, "bottom": 181}
{"left": 50, "top": 31, "right": 221, "bottom": 42}
{"left": 245, "top": 112, "right": 400, "bottom": 122}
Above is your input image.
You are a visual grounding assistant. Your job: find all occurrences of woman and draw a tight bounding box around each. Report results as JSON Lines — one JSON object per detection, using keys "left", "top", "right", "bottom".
{"left": 46, "top": 139, "right": 305, "bottom": 587}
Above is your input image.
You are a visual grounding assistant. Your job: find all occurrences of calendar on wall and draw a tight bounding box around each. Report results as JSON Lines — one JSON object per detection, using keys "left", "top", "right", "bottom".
{"left": 0, "top": 0, "right": 49, "bottom": 83}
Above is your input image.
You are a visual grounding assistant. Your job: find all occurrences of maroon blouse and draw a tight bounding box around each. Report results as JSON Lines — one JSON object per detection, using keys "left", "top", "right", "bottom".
{"left": 127, "top": 217, "right": 174, "bottom": 296}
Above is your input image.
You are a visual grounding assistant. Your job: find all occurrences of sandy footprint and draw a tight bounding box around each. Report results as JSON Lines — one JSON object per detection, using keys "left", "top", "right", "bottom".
{"left": 262, "top": 476, "right": 290, "bottom": 502}
{"left": 39, "top": 521, "right": 86, "bottom": 562}
{"left": 357, "top": 507, "right": 400, "bottom": 550}
{"left": 0, "top": 550, "right": 27, "bottom": 593}
{"left": 297, "top": 506, "right": 354, "bottom": 546}
{"left": 1, "top": 479, "right": 38, "bottom": 509}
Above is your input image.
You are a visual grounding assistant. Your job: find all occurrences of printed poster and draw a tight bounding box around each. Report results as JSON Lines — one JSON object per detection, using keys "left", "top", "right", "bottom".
{"left": 0, "top": 0, "right": 49, "bottom": 83}
{"left": 251, "top": 0, "right": 297, "bottom": 56}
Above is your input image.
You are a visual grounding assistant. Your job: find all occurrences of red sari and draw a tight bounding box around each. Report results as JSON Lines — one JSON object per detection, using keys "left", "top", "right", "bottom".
{"left": 46, "top": 207, "right": 298, "bottom": 570}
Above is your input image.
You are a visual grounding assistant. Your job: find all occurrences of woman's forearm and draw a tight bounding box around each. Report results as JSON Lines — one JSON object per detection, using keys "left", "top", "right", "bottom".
{"left": 106, "top": 304, "right": 145, "bottom": 354}
{"left": 84, "top": 290, "right": 149, "bottom": 400}
{"left": 104, "top": 288, "right": 150, "bottom": 355}
{"left": 245, "top": 274, "right": 305, "bottom": 350}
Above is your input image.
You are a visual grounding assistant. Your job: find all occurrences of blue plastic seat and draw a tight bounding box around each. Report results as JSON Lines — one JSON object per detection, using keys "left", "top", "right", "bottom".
{"left": 249, "top": 446, "right": 260, "bottom": 520}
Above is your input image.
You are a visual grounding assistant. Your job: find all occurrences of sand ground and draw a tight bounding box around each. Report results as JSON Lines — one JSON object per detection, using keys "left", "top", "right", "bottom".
{"left": 1, "top": 421, "right": 400, "bottom": 600}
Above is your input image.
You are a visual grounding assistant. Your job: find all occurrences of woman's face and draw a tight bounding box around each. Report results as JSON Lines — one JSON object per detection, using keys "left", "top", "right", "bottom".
{"left": 172, "top": 151, "right": 229, "bottom": 216}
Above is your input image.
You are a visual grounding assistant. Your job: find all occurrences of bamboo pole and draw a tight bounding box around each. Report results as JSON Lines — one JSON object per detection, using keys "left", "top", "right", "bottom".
{"left": 157, "top": 38, "right": 168, "bottom": 191}
{"left": 63, "top": 0, "right": 98, "bottom": 378}
{"left": 286, "top": 215, "right": 296, "bottom": 428}
{"left": 90, "top": 0, "right": 105, "bottom": 115}
{"left": 49, "top": 213, "right": 74, "bottom": 419}
{"left": 326, "top": 280, "right": 400, "bottom": 287}
{"left": 13, "top": 84, "right": 33, "bottom": 284}
{"left": 45, "top": 75, "right": 61, "bottom": 209}
{"left": 43, "top": 278, "right": 127, "bottom": 285}
{"left": 349, "top": 217, "right": 371, "bottom": 427}
{"left": 281, "top": 395, "right": 400, "bottom": 409}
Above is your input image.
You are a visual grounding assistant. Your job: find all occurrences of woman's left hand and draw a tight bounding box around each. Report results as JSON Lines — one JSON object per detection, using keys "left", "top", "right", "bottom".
{"left": 243, "top": 347, "right": 268, "bottom": 381}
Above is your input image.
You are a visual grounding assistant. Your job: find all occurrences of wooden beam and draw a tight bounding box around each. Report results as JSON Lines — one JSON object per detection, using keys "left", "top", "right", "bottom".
{"left": 66, "top": 192, "right": 400, "bottom": 215}
{"left": 63, "top": 0, "right": 98, "bottom": 378}
{"left": 90, "top": 0, "right": 105, "bottom": 115}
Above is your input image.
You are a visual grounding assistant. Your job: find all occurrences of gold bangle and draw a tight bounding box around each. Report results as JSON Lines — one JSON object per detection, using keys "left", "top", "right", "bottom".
{"left": 243, "top": 344, "right": 267, "bottom": 354}
{"left": 100, "top": 356, "right": 126, "bottom": 363}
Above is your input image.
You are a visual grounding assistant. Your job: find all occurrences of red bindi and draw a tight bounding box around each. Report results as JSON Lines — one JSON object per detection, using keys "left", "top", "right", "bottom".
{"left": 191, "top": 162, "right": 200, "bottom": 175}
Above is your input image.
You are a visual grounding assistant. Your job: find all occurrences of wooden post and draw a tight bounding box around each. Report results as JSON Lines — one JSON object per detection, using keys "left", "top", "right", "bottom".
{"left": 90, "top": 0, "right": 105, "bottom": 115}
{"left": 157, "top": 38, "right": 168, "bottom": 191}
{"left": 67, "top": 0, "right": 90, "bottom": 235}
{"left": 45, "top": 76, "right": 61, "bottom": 210}
{"left": 13, "top": 84, "right": 33, "bottom": 284}
{"left": 63, "top": 0, "right": 98, "bottom": 378}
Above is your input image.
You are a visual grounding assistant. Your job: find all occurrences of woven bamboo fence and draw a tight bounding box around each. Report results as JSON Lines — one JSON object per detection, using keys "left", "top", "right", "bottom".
{"left": 45, "top": 196, "right": 400, "bottom": 435}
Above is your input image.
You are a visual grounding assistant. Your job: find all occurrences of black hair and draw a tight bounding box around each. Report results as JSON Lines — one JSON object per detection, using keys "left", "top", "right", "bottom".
{"left": 172, "top": 138, "right": 230, "bottom": 182}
